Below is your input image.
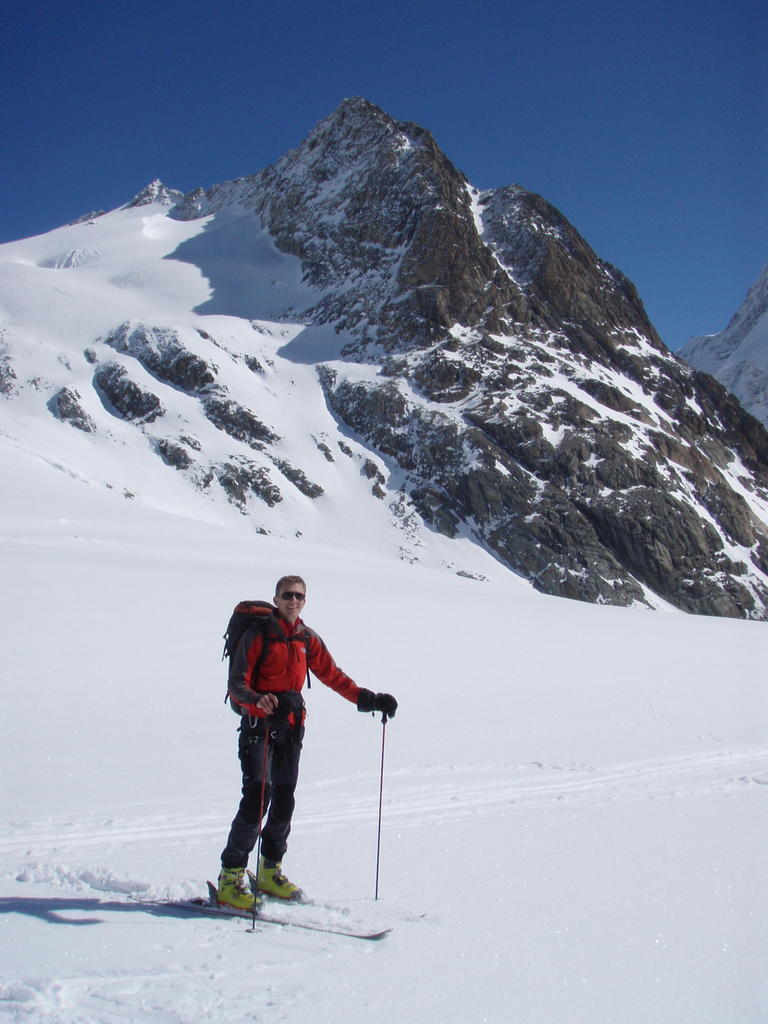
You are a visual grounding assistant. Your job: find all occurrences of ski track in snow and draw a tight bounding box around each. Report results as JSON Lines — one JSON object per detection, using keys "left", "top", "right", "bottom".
{"left": 3, "top": 748, "right": 765, "bottom": 874}
{"left": 1, "top": 748, "right": 765, "bottom": 1023}
{"left": 290, "top": 748, "right": 768, "bottom": 848}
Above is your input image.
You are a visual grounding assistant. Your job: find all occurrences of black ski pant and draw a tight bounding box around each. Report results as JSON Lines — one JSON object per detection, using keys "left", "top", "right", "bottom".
{"left": 221, "top": 719, "right": 303, "bottom": 869}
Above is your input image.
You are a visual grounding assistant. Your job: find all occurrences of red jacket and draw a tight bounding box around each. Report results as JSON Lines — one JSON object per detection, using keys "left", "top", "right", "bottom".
{"left": 228, "top": 613, "right": 360, "bottom": 717}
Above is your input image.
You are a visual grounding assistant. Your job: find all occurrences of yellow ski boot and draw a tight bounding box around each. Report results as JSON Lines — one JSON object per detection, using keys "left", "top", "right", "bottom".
{"left": 216, "top": 866, "right": 261, "bottom": 911}
{"left": 255, "top": 856, "right": 304, "bottom": 901}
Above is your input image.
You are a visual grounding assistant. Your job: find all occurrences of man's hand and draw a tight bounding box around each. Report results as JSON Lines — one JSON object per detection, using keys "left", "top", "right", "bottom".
{"left": 373, "top": 692, "right": 397, "bottom": 718}
{"left": 256, "top": 693, "right": 279, "bottom": 714}
{"left": 357, "top": 689, "right": 398, "bottom": 718}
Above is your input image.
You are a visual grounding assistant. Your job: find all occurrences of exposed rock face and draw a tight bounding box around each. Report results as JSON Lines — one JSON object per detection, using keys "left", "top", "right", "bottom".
{"left": 105, "top": 323, "right": 217, "bottom": 393}
{"left": 153, "top": 437, "right": 193, "bottom": 470}
{"left": 166, "top": 97, "right": 768, "bottom": 617}
{"left": 94, "top": 363, "right": 165, "bottom": 423}
{"left": 213, "top": 458, "right": 282, "bottom": 511}
{"left": 202, "top": 395, "right": 278, "bottom": 450}
{"left": 50, "top": 387, "right": 96, "bottom": 432}
{"left": 0, "top": 348, "right": 16, "bottom": 395}
{"left": 272, "top": 458, "right": 324, "bottom": 498}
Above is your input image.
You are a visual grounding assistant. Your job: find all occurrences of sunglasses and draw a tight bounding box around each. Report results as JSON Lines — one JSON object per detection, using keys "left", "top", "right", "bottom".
{"left": 280, "top": 591, "right": 306, "bottom": 601}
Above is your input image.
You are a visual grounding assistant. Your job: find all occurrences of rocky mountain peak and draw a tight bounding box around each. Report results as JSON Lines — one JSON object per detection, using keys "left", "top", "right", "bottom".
{"left": 208, "top": 100, "right": 768, "bottom": 618}
{"left": 251, "top": 98, "right": 509, "bottom": 347}
{"left": 232, "top": 98, "right": 665, "bottom": 372}
{"left": 126, "top": 179, "right": 183, "bottom": 209}
{"left": 4, "top": 100, "right": 768, "bottom": 619}
{"left": 291, "top": 96, "right": 425, "bottom": 170}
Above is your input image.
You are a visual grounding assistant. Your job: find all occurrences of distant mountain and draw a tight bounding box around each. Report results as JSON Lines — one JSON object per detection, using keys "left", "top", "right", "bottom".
{"left": 3, "top": 97, "right": 768, "bottom": 618}
{"left": 679, "top": 264, "right": 768, "bottom": 428}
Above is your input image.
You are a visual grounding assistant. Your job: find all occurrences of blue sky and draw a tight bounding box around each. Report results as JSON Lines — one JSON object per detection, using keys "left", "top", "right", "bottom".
{"left": 2, "top": 0, "right": 765, "bottom": 349}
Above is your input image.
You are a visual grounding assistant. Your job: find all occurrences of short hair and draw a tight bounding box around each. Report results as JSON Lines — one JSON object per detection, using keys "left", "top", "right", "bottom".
{"left": 275, "top": 574, "right": 307, "bottom": 597}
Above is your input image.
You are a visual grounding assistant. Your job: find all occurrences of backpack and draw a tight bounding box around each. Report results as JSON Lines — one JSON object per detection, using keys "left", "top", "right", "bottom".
{"left": 222, "top": 600, "right": 312, "bottom": 713}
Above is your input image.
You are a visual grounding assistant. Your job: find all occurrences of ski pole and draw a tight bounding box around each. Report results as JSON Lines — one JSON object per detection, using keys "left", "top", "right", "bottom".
{"left": 374, "top": 711, "right": 388, "bottom": 901}
{"left": 252, "top": 723, "right": 270, "bottom": 930}
{"left": 255, "top": 723, "right": 270, "bottom": 861}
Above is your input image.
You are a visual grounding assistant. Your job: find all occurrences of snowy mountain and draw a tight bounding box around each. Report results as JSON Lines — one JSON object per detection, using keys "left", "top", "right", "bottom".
{"left": 1, "top": 100, "right": 767, "bottom": 1024}
{"left": 3, "top": 97, "right": 768, "bottom": 618}
{"left": 679, "top": 263, "right": 768, "bottom": 429}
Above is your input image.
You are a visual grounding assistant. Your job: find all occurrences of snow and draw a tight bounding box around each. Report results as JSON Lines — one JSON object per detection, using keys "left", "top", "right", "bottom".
{"left": 679, "top": 263, "right": 768, "bottom": 427}
{"left": 0, "top": 438, "right": 767, "bottom": 1024}
{"left": 467, "top": 185, "right": 487, "bottom": 239}
{"left": 0, "top": 199, "right": 467, "bottom": 563}
{"left": 1, "top": 191, "right": 767, "bottom": 1024}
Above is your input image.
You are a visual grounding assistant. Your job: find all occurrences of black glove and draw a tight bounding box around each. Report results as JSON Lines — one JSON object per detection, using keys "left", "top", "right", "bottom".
{"left": 275, "top": 691, "right": 305, "bottom": 718}
{"left": 374, "top": 693, "right": 397, "bottom": 718}
{"left": 357, "top": 688, "right": 397, "bottom": 719}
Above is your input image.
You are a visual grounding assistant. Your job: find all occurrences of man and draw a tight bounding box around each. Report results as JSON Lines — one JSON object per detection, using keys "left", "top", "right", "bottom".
{"left": 218, "top": 574, "right": 398, "bottom": 910}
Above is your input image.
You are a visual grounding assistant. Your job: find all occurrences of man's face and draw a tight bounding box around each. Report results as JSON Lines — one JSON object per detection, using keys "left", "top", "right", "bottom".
{"left": 274, "top": 584, "right": 306, "bottom": 623}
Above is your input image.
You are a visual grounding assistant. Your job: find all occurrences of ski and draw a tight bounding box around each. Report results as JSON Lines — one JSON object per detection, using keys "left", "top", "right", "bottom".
{"left": 130, "top": 891, "right": 391, "bottom": 942}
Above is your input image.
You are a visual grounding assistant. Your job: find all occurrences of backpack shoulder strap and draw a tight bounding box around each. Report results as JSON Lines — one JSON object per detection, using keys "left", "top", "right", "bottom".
{"left": 300, "top": 624, "right": 317, "bottom": 688}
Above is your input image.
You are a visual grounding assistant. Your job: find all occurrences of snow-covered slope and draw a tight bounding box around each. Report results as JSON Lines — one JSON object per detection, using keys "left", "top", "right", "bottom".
{"left": 0, "top": 190, "right": 498, "bottom": 577}
{"left": 679, "top": 263, "right": 768, "bottom": 428}
{"left": 0, "top": 463, "right": 766, "bottom": 1023}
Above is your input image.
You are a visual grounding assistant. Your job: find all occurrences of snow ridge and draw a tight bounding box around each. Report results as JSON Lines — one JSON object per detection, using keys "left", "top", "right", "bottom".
{"left": 679, "top": 263, "right": 768, "bottom": 426}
